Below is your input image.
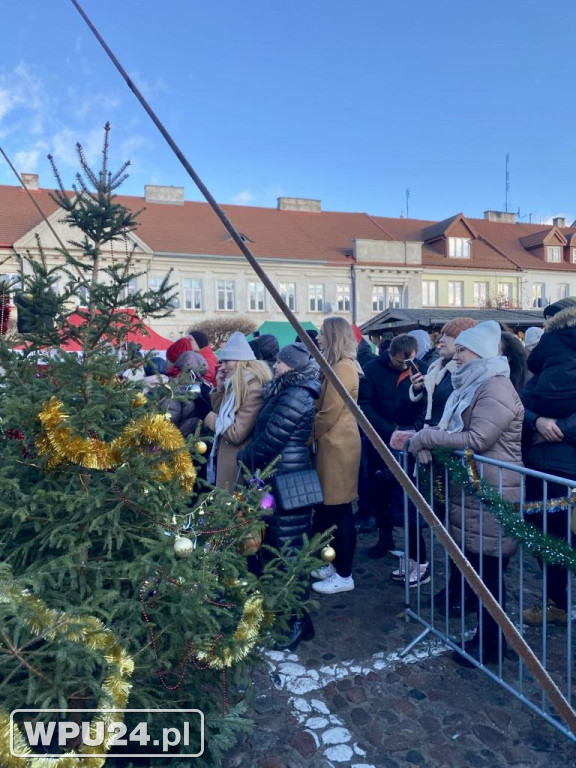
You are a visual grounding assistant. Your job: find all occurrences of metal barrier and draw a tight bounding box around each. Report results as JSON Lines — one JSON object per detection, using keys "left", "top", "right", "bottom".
{"left": 393, "top": 450, "right": 576, "bottom": 742}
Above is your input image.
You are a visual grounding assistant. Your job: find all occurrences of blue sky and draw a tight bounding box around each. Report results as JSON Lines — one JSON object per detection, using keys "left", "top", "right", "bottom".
{"left": 0, "top": 1, "right": 574, "bottom": 223}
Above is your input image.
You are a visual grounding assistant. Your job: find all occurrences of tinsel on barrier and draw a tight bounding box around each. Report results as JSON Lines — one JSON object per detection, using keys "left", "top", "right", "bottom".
{"left": 35, "top": 397, "right": 196, "bottom": 491}
{"left": 0, "top": 580, "right": 134, "bottom": 768}
{"left": 424, "top": 449, "right": 576, "bottom": 573}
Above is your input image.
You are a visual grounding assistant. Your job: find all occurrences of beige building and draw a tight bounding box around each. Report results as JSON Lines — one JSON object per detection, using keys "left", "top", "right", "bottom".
{"left": 1, "top": 178, "right": 574, "bottom": 341}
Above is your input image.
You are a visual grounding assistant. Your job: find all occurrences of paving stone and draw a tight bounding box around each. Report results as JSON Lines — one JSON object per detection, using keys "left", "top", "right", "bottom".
{"left": 350, "top": 708, "right": 370, "bottom": 726}
{"left": 290, "top": 731, "right": 317, "bottom": 759}
{"left": 346, "top": 686, "right": 367, "bottom": 704}
{"left": 472, "top": 724, "right": 505, "bottom": 749}
{"left": 258, "top": 757, "right": 288, "bottom": 768}
{"left": 407, "top": 687, "right": 427, "bottom": 700}
{"left": 405, "top": 750, "right": 426, "bottom": 764}
{"left": 382, "top": 734, "right": 413, "bottom": 751}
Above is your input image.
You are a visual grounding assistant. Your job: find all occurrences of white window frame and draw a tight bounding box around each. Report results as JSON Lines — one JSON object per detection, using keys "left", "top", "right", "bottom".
{"left": 248, "top": 281, "right": 266, "bottom": 312}
{"left": 532, "top": 282, "right": 546, "bottom": 308}
{"left": 448, "top": 281, "right": 464, "bottom": 307}
{"left": 448, "top": 237, "right": 471, "bottom": 258}
{"left": 336, "top": 284, "right": 351, "bottom": 312}
{"left": 422, "top": 281, "right": 438, "bottom": 307}
{"left": 183, "top": 278, "right": 203, "bottom": 311}
{"left": 473, "top": 282, "right": 489, "bottom": 307}
{"left": 123, "top": 277, "right": 137, "bottom": 300}
{"left": 547, "top": 245, "right": 561, "bottom": 263}
{"left": 572, "top": 248, "right": 576, "bottom": 263}
{"left": 78, "top": 284, "right": 90, "bottom": 305}
{"left": 216, "top": 279, "right": 235, "bottom": 311}
{"left": 372, "top": 284, "right": 402, "bottom": 312}
{"left": 308, "top": 283, "right": 324, "bottom": 312}
{"left": 558, "top": 284, "right": 570, "bottom": 300}
{"left": 497, "top": 282, "right": 513, "bottom": 300}
{"left": 148, "top": 276, "right": 164, "bottom": 292}
{"left": 279, "top": 281, "right": 296, "bottom": 311}
{"left": 0, "top": 273, "right": 22, "bottom": 294}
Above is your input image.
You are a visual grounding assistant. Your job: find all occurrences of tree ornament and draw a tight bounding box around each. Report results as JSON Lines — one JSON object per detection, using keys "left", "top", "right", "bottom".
{"left": 321, "top": 545, "right": 336, "bottom": 563}
{"left": 260, "top": 492, "right": 276, "bottom": 510}
{"left": 173, "top": 535, "right": 194, "bottom": 558}
{"left": 194, "top": 440, "right": 208, "bottom": 455}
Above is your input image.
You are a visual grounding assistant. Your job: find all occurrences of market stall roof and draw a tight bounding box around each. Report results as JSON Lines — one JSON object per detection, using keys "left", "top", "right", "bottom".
{"left": 360, "top": 307, "right": 545, "bottom": 336}
{"left": 246, "top": 320, "right": 318, "bottom": 349}
{"left": 63, "top": 308, "right": 172, "bottom": 352}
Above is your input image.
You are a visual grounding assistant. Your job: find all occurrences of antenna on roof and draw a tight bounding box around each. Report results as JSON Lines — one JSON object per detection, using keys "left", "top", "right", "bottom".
{"left": 516, "top": 207, "right": 533, "bottom": 224}
{"left": 505, "top": 153, "right": 510, "bottom": 213}
{"left": 406, "top": 188, "right": 410, "bottom": 218}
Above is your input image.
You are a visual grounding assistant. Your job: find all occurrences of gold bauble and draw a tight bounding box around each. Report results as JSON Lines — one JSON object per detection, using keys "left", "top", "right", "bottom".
{"left": 195, "top": 440, "right": 208, "bottom": 455}
{"left": 174, "top": 536, "right": 194, "bottom": 558}
{"left": 321, "top": 545, "right": 336, "bottom": 563}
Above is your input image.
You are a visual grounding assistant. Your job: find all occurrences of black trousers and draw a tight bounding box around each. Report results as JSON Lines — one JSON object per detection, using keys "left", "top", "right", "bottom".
{"left": 465, "top": 550, "right": 510, "bottom": 650}
{"left": 312, "top": 503, "right": 356, "bottom": 578}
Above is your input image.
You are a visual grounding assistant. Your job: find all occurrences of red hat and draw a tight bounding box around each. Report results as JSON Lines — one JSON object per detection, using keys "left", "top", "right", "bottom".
{"left": 351, "top": 324, "right": 364, "bottom": 343}
{"left": 166, "top": 337, "right": 192, "bottom": 363}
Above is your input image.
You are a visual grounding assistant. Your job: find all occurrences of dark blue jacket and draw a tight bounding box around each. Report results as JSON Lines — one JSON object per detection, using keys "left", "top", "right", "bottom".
{"left": 237, "top": 363, "right": 321, "bottom": 552}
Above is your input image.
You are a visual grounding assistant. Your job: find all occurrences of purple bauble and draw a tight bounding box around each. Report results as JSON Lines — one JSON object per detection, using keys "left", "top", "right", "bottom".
{"left": 260, "top": 492, "right": 276, "bottom": 510}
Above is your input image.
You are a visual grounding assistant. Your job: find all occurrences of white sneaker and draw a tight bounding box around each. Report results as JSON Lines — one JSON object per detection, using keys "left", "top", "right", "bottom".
{"left": 390, "top": 557, "right": 411, "bottom": 581}
{"left": 310, "top": 563, "right": 336, "bottom": 580}
{"left": 312, "top": 573, "right": 355, "bottom": 594}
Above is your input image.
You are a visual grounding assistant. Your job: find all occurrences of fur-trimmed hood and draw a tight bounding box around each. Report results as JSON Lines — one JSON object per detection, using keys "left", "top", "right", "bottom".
{"left": 545, "top": 304, "right": 576, "bottom": 332}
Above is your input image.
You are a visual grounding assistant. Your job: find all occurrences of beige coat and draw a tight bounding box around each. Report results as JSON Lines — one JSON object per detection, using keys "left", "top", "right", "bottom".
{"left": 315, "top": 358, "right": 361, "bottom": 505}
{"left": 409, "top": 375, "right": 524, "bottom": 556}
{"left": 204, "top": 380, "right": 265, "bottom": 491}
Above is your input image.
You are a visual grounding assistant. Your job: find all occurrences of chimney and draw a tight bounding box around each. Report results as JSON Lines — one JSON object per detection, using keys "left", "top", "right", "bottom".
{"left": 21, "top": 173, "right": 39, "bottom": 190}
{"left": 484, "top": 210, "right": 516, "bottom": 223}
{"left": 277, "top": 197, "right": 321, "bottom": 212}
{"left": 553, "top": 216, "right": 566, "bottom": 228}
{"left": 144, "top": 185, "right": 184, "bottom": 205}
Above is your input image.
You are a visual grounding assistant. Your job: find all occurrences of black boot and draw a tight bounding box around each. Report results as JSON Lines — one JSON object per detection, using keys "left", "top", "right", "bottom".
{"left": 433, "top": 588, "right": 477, "bottom": 617}
{"left": 274, "top": 611, "right": 315, "bottom": 652}
{"left": 368, "top": 536, "right": 394, "bottom": 559}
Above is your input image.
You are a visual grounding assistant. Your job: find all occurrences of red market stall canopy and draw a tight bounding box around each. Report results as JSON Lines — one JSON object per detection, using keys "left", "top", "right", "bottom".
{"left": 63, "top": 308, "right": 172, "bottom": 353}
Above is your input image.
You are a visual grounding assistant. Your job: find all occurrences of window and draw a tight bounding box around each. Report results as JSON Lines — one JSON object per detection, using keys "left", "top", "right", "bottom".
{"left": 123, "top": 277, "right": 137, "bottom": 300}
{"left": 448, "top": 237, "right": 471, "bottom": 258}
{"left": 558, "top": 284, "right": 570, "bottom": 300}
{"left": 148, "top": 276, "right": 164, "bottom": 292}
{"left": 448, "top": 281, "right": 464, "bottom": 307}
{"left": 78, "top": 285, "right": 90, "bottom": 305}
{"left": 308, "top": 283, "right": 324, "bottom": 312}
{"left": 532, "top": 283, "right": 546, "bottom": 308}
{"left": 372, "top": 285, "right": 402, "bottom": 312}
{"left": 547, "top": 245, "right": 561, "bottom": 262}
{"left": 422, "top": 281, "right": 438, "bottom": 307}
{"left": 0, "top": 273, "right": 21, "bottom": 294}
{"left": 216, "top": 279, "right": 235, "bottom": 311}
{"left": 336, "top": 284, "right": 351, "bottom": 312}
{"left": 473, "top": 282, "right": 489, "bottom": 307}
{"left": 573, "top": 248, "right": 576, "bottom": 263}
{"left": 183, "top": 278, "right": 203, "bottom": 311}
{"left": 248, "top": 281, "right": 265, "bottom": 311}
{"left": 279, "top": 282, "right": 296, "bottom": 311}
{"left": 497, "top": 282, "right": 513, "bottom": 300}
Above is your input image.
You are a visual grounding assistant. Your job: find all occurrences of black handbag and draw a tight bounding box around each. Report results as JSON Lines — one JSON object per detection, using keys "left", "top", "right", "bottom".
{"left": 273, "top": 469, "right": 324, "bottom": 511}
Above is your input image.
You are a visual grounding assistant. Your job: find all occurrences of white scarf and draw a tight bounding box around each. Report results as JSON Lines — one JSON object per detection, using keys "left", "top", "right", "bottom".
{"left": 438, "top": 356, "right": 510, "bottom": 433}
{"left": 206, "top": 383, "right": 237, "bottom": 484}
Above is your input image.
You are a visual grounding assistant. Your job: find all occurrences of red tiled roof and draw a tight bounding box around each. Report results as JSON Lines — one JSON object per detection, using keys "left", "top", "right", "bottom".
{"left": 2, "top": 184, "right": 576, "bottom": 274}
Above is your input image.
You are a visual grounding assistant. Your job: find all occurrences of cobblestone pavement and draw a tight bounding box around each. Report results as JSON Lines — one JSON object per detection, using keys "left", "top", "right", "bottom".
{"left": 226, "top": 531, "right": 576, "bottom": 768}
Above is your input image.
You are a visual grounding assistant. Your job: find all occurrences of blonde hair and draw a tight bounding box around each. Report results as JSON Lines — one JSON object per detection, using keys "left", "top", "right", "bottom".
{"left": 321, "top": 317, "right": 357, "bottom": 367}
{"left": 229, "top": 360, "right": 272, "bottom": 411}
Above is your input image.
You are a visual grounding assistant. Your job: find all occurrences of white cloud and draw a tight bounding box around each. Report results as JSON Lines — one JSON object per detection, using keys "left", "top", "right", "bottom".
{"left": 14, "top": 143, "right": 46, "bottom": 172}
{"left": 231, "top": 189, "right": 254, "bottom": 205}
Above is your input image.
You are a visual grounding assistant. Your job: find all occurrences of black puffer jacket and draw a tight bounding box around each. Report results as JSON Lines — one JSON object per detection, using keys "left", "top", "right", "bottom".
{"left": 238, "top": 362, "right": 321, "bottom": 552}
{"left": 526, "top": 305, "right": 576, "bottom": 417}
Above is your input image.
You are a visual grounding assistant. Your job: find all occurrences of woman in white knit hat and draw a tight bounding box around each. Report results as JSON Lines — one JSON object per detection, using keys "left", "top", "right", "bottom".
{"left": 204, "top": 332, "right": 272, "bottom": 490}
{"left": 408, "top": 320, "right": 524, "bottom": 666}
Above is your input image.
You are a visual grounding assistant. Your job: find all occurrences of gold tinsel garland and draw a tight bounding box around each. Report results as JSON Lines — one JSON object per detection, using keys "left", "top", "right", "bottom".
{"left": 35, "top": 397, "right": 196, "bottom": 491}
{"left": 195, "top": 594, "right": 264, "bottom": 670}
{"left": 0, "top": 582, "right": 134, "bottom": 768}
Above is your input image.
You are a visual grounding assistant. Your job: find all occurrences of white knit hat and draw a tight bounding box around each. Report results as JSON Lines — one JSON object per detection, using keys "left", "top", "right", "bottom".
{"left": 454, "top": 320, "right": 501, "bottom": 359}
{"left": 524, "top": 326, "right": 544, "bottom": 348}
{"left": 219, "top": 332, "right": 256, "bottom": 361}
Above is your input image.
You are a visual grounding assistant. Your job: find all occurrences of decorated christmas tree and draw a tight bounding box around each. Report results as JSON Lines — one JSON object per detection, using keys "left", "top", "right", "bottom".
{"left": 0, "top": 125, "right": 324, "bottom": 766}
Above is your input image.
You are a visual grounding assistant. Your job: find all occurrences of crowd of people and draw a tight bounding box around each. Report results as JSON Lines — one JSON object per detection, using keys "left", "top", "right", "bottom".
{"left": 149, "top": 300, "right": 576, "bottom": 656}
